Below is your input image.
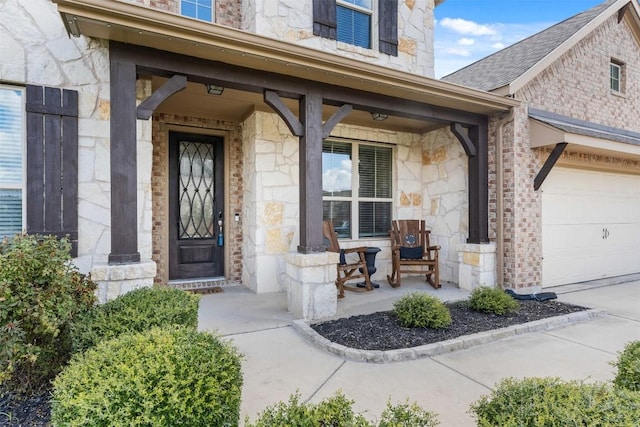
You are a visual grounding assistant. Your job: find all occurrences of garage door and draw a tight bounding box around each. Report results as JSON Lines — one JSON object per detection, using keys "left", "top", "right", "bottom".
{"left": 542, "top": 167, "right": 640, "bottom": 287}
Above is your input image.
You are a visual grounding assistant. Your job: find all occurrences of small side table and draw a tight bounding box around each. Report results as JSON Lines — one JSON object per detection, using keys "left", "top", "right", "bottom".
{"left": 358, "top": 247, "right": 381, "bottom": 288}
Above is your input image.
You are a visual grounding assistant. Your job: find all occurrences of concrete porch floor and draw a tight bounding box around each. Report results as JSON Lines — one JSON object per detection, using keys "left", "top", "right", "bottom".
{"left": 197, "top": 276, "right": 640, "bottom": 426}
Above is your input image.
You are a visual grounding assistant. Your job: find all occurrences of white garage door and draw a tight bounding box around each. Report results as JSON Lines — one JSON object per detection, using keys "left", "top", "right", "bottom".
{"left": 542, "top": 167, "right": 640, "bottom": 287}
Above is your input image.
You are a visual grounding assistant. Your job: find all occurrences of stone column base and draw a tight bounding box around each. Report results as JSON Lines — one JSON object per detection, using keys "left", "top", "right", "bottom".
{"left": 457, "top": 243, "right": 496, "bottom": 291}
{"left": 285, "top": 251, "right": 339, "bottom": 320}
{"left": 91, "top": 260, "right": 157, "bottom": 303}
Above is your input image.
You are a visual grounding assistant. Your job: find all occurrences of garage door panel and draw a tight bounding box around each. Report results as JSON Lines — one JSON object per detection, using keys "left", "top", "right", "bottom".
{"left": 542, "top": 168, "right": 640, "bottom": 287}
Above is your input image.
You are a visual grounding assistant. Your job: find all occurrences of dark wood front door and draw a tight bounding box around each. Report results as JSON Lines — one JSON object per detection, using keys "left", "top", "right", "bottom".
{"left": 169, "top": 132, "right": 224, "bottom": 279}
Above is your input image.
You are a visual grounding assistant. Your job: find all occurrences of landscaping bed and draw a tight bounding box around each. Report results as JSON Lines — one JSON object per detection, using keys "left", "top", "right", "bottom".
{"left": 311, "top": 299, "right": 588, "bottom": 351}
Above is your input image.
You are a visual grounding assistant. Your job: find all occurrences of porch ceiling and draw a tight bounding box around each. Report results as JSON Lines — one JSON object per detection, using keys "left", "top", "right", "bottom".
{"left": 54, "top": 0, "right": 518, "bottom": 130}
{"left": 153, "top": 78, "right": 444, "bottom": 133}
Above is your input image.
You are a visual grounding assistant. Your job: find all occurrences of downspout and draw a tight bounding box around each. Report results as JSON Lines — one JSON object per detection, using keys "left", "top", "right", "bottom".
{"left": 495, "top": 107, "right": 515, "bottom": 289}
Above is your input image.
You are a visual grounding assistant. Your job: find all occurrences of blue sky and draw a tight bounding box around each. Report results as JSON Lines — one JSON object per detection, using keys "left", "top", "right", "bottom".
{"left": 434, "top": 0, "right": 606, "bottom": 77}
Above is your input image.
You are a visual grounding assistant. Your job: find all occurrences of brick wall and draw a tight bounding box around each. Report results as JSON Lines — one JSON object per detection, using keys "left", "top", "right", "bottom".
{"left": 127, "top": 0, "right": 242, "bottom": 28}
{"left": 493, "top": 15, "right": 640, "bottom": 289}
{"left": 151, "top": 113, "right": 244, "bottom": 284}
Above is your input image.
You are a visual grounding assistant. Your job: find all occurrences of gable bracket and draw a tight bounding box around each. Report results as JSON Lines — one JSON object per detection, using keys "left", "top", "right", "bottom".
{"left": 264, "top": 90, "right": 304, "bottom": 136}
{"left": 534, "top": 142, "right": 568, "bottom": 191}
{"left": 136, "top": 74, "right": 187, "bottom": 120}
{"left": 322, "top": 104, "right": 352, "bottom": 138}
{"left": 450, "top": 123, "right": 477, "bottom": 156}
{"left": 618, "top": 3, "right": 630, "bottom": 23}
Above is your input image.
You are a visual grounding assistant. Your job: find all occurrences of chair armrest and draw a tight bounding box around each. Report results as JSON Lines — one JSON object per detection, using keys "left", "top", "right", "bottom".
{"left": 427, "top": 245, "right": 441, "bottom": 251}
{"left": 342, "top": 246, "right": 368, "bottom": 254}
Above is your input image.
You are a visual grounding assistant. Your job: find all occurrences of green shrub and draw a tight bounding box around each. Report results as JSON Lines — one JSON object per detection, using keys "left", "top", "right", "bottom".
{"left": 392, "top": 293, "right": 451, "bottom": 329}
{"left": 70, "top": 286, "right": 199, "bottom": 354}
{"left": 378, "top": 400, "right": 439, "bottom": 426}
{"left": 0, "top": 234, "right": 96, "bottom": 391}
{"left": 613, "top": 340, "right": 640, "bottom": 392}
{"left": 52, "top": 326, "right": 242, "bottom": 426}
{"left": 468, "top": 286, "right": 519, "bottom": 315}
{"left": 246, "top": 392, "right": 439, "bottom": 427}
{"left": 245, "top": 391, "right": 371, "bottom": 427}
{"left": 470, "top": 377, "right": 640, "bottom": 427}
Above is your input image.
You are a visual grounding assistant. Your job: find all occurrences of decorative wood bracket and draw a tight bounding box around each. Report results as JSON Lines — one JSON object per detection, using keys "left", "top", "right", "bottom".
{"left": 450, "top": 122, "right": 477, "bottom": 157}
{"left": 534, "top": 142, "right": 568, "bottom": 191}
{"left": 322, "top": 104, "right": 352, "bottom": 138}
{"left": 264, "top": 90, "right": 304, "bottom": 136}
{"left": 136, "top": 75, "right": 187, "bottom": 120}
{"left": 619, "top": 3, "right": 630, "bottom": 23}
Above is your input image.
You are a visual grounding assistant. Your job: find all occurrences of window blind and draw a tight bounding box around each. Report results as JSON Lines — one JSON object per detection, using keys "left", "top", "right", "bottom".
{"left": 0, "top": 87, "right": 23, "bottom": 237}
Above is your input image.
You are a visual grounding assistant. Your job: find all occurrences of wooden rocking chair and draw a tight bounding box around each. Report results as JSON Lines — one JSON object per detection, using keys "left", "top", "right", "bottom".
{"left": 387, "top": 219, "right": 441, "bottom": 289}
{"left": 323, "top": 220, "right": 372, "bottom": 298}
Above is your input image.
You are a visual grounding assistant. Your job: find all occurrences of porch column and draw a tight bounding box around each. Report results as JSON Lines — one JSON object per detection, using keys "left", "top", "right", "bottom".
{"left": 298, "top": 89, "right": 325, "bottom": 253}
{"left": 108, "top": 59, "right": 140, "bottom": 263}
{"left": 467, "top": 120, "right": 489, "bottom": 244}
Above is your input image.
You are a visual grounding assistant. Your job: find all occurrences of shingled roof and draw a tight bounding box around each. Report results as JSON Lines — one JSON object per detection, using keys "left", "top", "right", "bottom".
{"left": 441, "top": 0, "right": 618, "bottom": 92}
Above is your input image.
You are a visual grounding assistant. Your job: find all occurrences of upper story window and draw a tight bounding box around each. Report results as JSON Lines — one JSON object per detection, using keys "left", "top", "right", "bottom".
{"left": 313, "top": 0, "right": 398, "bottom": 56}
{"left": 322, "top": 140, "right": 392, "bottom": 239}
{"left": 181, "top": 0, "right": 213, "bottom": 22}
{"left": 610, "top": 59, "right": 624, "bottom": 93}
{"left": 337, "top": 0, "right": 373, "bottom": 49}
{"left": 0, "top": 86, "right": 25, "bottom": 238}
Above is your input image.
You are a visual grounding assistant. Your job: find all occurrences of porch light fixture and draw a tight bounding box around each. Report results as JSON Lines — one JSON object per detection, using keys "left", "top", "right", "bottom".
{"left": 371, "top": 112, "right": 388, "bottom": 121}
{"left": 205, "top": 84, "right": 224, "bottom": 95}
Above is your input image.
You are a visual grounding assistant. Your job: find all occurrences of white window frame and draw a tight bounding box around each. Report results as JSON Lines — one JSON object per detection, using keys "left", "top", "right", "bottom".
{"left": 180, "top": 0, "right": 214, "bottom": 23}
{"left": 610, "top": 60, "right": 623, "bottom": 93}
{"left": 336, "top": 0, "right": 378, "bottom": 51}
{"left": 0, "top": 84, "right": 26, "bottom": 236}
{"left": 322, "top": 138, "right": 392, "bottom": 239}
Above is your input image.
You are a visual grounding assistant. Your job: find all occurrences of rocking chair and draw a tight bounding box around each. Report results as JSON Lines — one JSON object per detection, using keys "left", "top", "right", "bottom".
{"left": 387, "top": 219, "right": 441, "bottom": 289}
{"left": 322, "top": 220, "right": 372, "bottom": 298}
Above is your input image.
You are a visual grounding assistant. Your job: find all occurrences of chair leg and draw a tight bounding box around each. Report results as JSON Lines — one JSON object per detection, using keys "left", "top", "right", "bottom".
{"left": 387, "top": 257, "right": 401, "bottom": 288}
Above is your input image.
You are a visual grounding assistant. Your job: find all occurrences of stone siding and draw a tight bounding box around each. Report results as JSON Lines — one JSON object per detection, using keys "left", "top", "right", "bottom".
{"left": 151, "top": 113, "right": 244, "bottom": 285}
{"left": 242, "top": 0, "right": 437, "bottom": 77}
{"left": 493, "top": 14, "right": 640, "bottom": 289}
{"left": 242, "top": 110, "right": 466, "bottom": 292}
{"left": 1, "top": 0, "right": 157, "bottom": 301}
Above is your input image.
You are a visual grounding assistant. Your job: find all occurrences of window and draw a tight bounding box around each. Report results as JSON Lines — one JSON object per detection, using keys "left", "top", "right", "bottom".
{"left": 313, "top": 0, "right": 398, "bottom": 56}
{"left": 336, "top": 0, "right": 373, "bottom": 49}
{"left": 610, "top": 60, "right": 624, "bottom": 93}
{"left": 322, "top": 140, "right": 392, "bottom": 239}
{"left": 181, "top": 0, "right": 213, "bottom": 22}
{"left": 0, "top": 86, "right": 24, "bottom": 238}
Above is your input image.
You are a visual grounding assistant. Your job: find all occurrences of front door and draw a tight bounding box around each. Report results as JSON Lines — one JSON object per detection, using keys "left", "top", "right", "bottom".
{"left": 169, "top": 132, "right": 224, "bottom": 280}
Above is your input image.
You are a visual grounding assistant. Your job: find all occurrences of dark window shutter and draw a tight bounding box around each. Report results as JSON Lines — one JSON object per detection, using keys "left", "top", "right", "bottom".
{"left": 25, "top": 85, "right": 79, "bottom": 256}
{"left": 313, "top": 0, "right": 337, "bottom": 40}
{"left": 378, "top": 0, "right": 398, "bottom": 56}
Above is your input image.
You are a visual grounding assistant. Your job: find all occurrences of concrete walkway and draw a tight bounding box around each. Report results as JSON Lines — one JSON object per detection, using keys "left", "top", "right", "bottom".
{"left": 197, "top": 278, "right": 640, "bottom": 426}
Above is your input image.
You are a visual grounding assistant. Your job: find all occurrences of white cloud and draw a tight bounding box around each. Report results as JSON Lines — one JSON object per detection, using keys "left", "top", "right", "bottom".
{"left": 447, "top": 47, "right": 471, "bottom": 57}
{"left": 435, "top": 20, "right": 553, "bottom": 78}
{"left": 440, "top": 17, "right": 496, "bottom": 36}
{"left": 322, "top": 159, "right": 351, "bottom": 193}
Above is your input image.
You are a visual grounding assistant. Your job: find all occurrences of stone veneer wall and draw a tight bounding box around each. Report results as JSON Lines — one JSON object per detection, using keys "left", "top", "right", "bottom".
{"left": 0, "top": 0, "right": 112, "bottom": 272}
{"left": 151, "top": 112, "right": 244, "bottom": 285}
{"left": 242, "top": 0, "right": 437, "bottom": 77}
{"left": 128, "top": 0, "right": 243, "bottom": 28}
{"left": 242, "top": 110, "right": 466, "bottom": 292}
{"left": 493, "top": 15, "right": 640, "bottom": 289}
{"left": 1, "top": 0, "right": 157, "bottom": 302}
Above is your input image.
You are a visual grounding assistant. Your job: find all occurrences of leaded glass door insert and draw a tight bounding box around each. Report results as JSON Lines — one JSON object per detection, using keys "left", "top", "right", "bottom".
{"left": 169, "top": 132, "right": 224, "bottom": 280}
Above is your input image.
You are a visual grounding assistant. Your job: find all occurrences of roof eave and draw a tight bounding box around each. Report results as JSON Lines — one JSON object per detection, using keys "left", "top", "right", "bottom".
{"left": 53, "top": 0, "right": 518, "bottom": 114}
